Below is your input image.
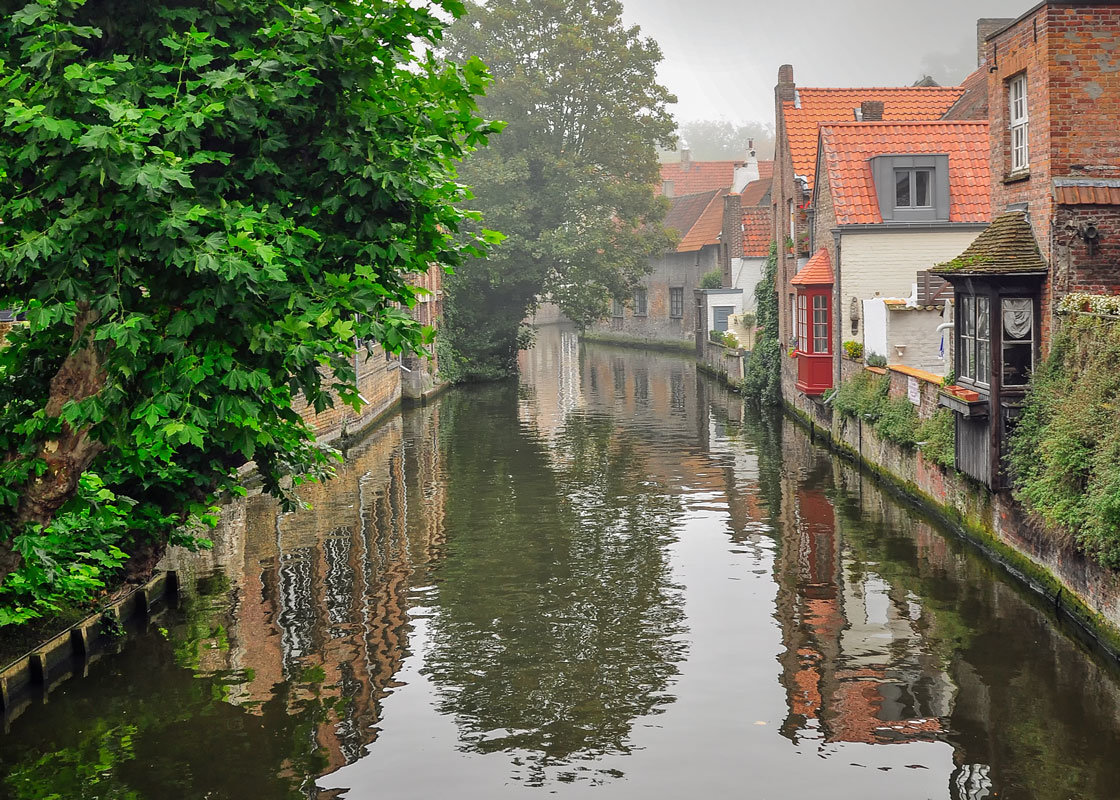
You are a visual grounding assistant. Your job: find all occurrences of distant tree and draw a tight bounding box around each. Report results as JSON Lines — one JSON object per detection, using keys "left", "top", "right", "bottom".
{"left": 663, "top": 119, "right": 775, "bottom": 162}
{"left": 440, "top": 0, "right": 677, "bottom": 380}
{"left": 0, "top": 0, "right": 497, "bottom": 621}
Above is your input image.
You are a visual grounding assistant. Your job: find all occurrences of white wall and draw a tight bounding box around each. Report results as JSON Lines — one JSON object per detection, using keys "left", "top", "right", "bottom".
{"left": 729, "top": 256, "right": 767, "bottom": 312}
{"left": 840, "top": 228, "right": 981, "bottom": 344}
{"left": 863, "top": 298, "right": 889, "bottom": 360}
{"left": 704, "top": 289, "right": 744, "bottom": 332}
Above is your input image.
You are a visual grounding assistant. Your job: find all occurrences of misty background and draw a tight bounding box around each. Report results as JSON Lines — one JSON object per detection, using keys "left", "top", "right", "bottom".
{"left": 625, "top": 0, "right": 1028, "bottom": 159}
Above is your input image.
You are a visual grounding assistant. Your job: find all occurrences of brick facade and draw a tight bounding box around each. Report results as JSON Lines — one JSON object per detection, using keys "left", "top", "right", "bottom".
{"left": 987, "top": 3, "right": 1120, "bottom": 350}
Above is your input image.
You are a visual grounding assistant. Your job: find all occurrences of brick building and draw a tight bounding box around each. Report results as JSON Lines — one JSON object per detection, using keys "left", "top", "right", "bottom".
{"left": 934, "top": 2, "right": 1120, "bottom": 488}
{"left": 771, "top": 68, "right": 967, "bottom": 370}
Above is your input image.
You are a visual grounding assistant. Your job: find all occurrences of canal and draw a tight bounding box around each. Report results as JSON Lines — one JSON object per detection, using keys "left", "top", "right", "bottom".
{"left": 2, "top": 326, "right": 1120, "bottom": 799}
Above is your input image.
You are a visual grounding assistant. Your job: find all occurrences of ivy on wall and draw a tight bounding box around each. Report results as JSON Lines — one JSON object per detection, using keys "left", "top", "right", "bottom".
{"left": 1009, "top": 313, "right": 1120, "bottom": 569}
{"left": 741, "top": 243, "right": 781, "bottom": 405}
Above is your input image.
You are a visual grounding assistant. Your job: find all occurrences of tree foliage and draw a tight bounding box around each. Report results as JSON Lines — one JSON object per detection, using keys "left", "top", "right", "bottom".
{"left": 0, "top": 0, "right": 498, "bottom": 622}
{"left": 439, "top": 0, "right": 676, "bottom": 380}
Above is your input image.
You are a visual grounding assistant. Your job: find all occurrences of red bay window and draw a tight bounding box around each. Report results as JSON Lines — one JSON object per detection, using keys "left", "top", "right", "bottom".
{"left": 792, "top": 249, "right": 834, "bottom": 396}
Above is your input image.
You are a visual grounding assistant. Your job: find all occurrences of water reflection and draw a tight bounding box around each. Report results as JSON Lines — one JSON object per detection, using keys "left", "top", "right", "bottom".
{"left": 3, "top": 326, "right": 1120, "bottom": 799}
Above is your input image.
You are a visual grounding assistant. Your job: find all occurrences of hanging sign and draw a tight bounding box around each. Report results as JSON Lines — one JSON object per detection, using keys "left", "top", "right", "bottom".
{"left": 908, "top": 376, "right": 921, "bottom": 406}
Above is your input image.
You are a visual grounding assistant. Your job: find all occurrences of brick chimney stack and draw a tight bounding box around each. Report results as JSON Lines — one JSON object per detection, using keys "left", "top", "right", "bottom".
{"left": 680, "top": 143, "right": 692, "bottom": 172}
{"left": 776, "top": 64, "right": 796, "bottom": 103}
{"left": 976, "top": 18, "right": 1014, "bottom": 66}
{"left": 861, "top": 100, "right": 884, "bottom": 122}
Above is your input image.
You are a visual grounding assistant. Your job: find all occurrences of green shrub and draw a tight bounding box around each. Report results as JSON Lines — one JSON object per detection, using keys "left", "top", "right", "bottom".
{"left": 1008, "top": 314, "right": 1120, "bottom": 568}
{"left": 831, "top": 371, "right": 918, "bottom": 448}
{"left": 916, "top": 408, "right": 956, "bottom": 470}
{"left": 723, "top": 331, "right": 739, "bottom": 348}
{"left": 866, "top": 351, "right": 888, "bottom": 368}
{"left": 699, "top": 269, "right": 723, "bottom": 289}
{"left": 843, "top": 340, "right": 864, "bottom": 360}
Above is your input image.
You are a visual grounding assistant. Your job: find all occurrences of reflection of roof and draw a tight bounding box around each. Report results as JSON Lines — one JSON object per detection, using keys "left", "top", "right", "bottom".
{"left": 932, "top": 211, "right": 1048, "bottom": 275}
{"left": 664, "top": 189, "right": 727, "bottom": 253}
{"left": 742, "top": 206, "right": 773, "bottom": 258}
{"left": 792, "top": 248, "right": 833, "bottom": 285}
{"left": 783, "top": 87, "right": 965, "bottom": 190}
{"left": 819, "top": 121, "right": 990, "bottom": 225}
{"left": 661, "top": 160, "right": 736, "bottom": 195}
{"left": 942, "top": 66, "right": 989, "bottom": 121}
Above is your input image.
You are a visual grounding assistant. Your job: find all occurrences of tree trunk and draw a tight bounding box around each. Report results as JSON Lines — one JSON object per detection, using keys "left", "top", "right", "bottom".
{"left": 0, "top": 304, "right": 106, "bottom": 585}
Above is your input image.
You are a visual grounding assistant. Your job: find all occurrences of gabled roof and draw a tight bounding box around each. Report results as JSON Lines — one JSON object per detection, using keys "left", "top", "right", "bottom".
{"left": 783, "top": 87, "right": 965, "bottom": 191}
{"left": 740, "top": 175, "right": 773, "bottom": 207}
{"left": 792, "top": 248, "right": 833, "bottom": 285}
{"left": 931, "top": 211, "right": 1048, "bottom": 276}
{"left": 661, "top": 160, "right": 736, "bottom": 196}
{"left": 942, "top": 66, "right": 989, "bottom": 121}
{"left": 663, "top": 189, "right": 727, "bottom": 253}
{"left": 742, "top": 206, "right": 773, "bottom": 258}
{"left": 819, "top": 121, "right": 990, "bottom": 225}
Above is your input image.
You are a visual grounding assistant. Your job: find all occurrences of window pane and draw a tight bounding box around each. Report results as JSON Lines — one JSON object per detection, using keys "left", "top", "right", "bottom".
{"left": 895, "top": 170, "right": 911, "bottom": 207}
{"left": 977, "top": 296, "right": 990, "bottom": 339}
{"left": 915, "top": 170, "right": 931, "bottom": 207}
{"left": 1004, "top": 342, "right": 1032, "bottom": 386}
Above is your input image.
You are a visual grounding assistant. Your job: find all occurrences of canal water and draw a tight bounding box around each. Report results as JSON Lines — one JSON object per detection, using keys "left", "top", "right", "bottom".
{"left": 2, "top": 326, "right": 1120, "bottom": 799}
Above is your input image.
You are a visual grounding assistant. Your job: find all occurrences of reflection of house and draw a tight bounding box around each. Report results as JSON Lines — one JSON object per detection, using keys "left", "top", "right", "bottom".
{"left": 933, "top": 4, "right": 1120, "bottom": 488}
{"left": 775, "top": 447, "right": 953, "bottom": 747}
{"left": 179, "top": 405, "right": 447, "bottom": 779}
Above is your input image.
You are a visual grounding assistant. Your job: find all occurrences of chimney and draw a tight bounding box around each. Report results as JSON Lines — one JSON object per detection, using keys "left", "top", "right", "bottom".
{"left": 732, "top": 143, "right": 760, "bottom": 193}
{"left": 860, "top": 100, "right": 884, "bottom": 122}
{"left": 776, "top": 64, "right": 796, "bottom": 103}
{"left": 977, "top": 18, "right": 1014, "bottom": 66}
{"left": 680, "top": 141, "right": 692, "bottom": 172}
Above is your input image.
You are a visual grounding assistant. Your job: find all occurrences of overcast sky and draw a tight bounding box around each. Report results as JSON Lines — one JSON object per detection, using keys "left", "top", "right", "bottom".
{"left": 620, "top": 0, "right": 1030, "bottom": 125}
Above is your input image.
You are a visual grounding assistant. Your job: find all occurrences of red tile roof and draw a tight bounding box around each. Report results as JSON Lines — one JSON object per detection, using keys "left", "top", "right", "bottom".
{"left": 663, "top": 189, "right": 727, "bottom": 252}
{"left": 740, "top": 175, "right": 773, "bottom": 208}
{"left": 819, "top": 121, "right": 990, "bottom": 225}
{"left": 783, "top": 87, "right": 965, "bottom": 190}
{"left": 661, "top": 160, "right": 736, "bottom": 196}
{"left": 1055, "top": 184, "right": 1120, "bottom": 205}
{"left": 792, "top": 248, "right": 833, "bottom": 285}
{"left": 742, "top": 206, "right": 773, "bottom": 258}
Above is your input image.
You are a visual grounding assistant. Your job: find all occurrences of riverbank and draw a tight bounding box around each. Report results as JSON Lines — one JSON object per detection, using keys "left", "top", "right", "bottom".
{"left": 771, "top": 357, "right": 1120, "bottom": 662}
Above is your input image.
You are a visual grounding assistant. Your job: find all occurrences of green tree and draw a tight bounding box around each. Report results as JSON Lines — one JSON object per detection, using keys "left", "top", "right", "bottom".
{"left": 440, "top": 0, "right": 677, "bottom": 380}
{"left": 662, "top": 118, "right": 775, "bottom": 162}
{"left": 0, "top": 0, "right": 498, "bottom": 621}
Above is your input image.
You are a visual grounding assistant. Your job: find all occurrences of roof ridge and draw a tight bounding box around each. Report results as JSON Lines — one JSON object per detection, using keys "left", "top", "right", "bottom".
{"left": 792, "top": 86, "right": 966, "bottom": 93}
{"left": 821, "top": 120, "right": 988, "bottom": 127}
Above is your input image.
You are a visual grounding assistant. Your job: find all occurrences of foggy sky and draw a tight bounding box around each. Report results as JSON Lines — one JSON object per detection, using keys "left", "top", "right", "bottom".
{"left": 621, "top": 0, "right": 1030, "bottom": 125}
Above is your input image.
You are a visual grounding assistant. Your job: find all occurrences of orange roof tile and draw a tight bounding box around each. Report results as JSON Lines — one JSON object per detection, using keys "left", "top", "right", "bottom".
{"left": 1055, "top": 184, "right": 1120, "bottom": 205}
{"left": 661, "top": 160, "right": 737, "bottom": 196}
{"left": 783, "top": 87, "right": 965, "bottom": 190}
{"left": 819, "top": 121, "right": 990, "bottom": 225}
{"left": 792, "top": 248, "right": 833, "bottom": 285}
{"left": 740, "top": 175, "right": 773, "bottom": 208}
{"left": 663, "top": 189, "right": 727, "bottom": 253}
{"left": 742, "top": 206, "right": 773, "bottom": 258}
{"left": 942, "top": 66, "right": 989, "bottom": 121}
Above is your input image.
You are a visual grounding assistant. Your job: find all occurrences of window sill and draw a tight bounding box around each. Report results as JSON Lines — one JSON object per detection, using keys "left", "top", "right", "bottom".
{"left": 1002, "top": 170, "right": 1030, "bottom": 184}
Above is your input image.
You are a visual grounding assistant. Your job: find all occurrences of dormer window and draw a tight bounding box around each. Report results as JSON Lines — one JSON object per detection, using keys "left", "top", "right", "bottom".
{"left": 1009, "top": 73, "right": 1029, "bottom": 174}
{"left": 871, "top": 155, "right": 949, "bottom": 222}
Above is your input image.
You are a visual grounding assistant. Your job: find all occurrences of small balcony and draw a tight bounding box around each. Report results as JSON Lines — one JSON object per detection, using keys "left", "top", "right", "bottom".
{"left": 795, "top": 351, "right": 833, "bottom": 396}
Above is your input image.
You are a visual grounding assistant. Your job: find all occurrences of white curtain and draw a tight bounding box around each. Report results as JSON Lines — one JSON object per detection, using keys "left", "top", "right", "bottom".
{"left": 1003, "top": 298, "right": 1033, "bottom": 341}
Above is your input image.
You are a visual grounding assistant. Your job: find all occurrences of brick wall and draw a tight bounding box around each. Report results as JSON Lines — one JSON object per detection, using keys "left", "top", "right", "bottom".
{"left": 774, "top": 65, "right": 802, "bottom": 350}
{"left": 294, "top": 347, "right": 402, "bottom": 442}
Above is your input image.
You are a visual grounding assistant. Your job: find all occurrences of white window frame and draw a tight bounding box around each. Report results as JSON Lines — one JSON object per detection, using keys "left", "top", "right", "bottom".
{"left": 797, "top": 294, "right": 807, "bottom": 348}
{"left": 894, "top": 168, "right": 933, "bottom": 209}
{"left": 1009, "top": 73, "right": 1029, "bottom": 173}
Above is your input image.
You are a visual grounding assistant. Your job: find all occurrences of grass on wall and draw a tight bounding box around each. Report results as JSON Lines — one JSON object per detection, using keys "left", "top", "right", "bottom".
{"left": 831, "top": 371, "right": 919, "bottom": 449}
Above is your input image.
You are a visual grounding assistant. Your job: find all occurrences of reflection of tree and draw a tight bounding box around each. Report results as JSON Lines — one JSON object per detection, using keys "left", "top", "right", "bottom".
{"left": 0, "top": 596, "right": 331, "bottom": 800}
{"left": 424, "top": 385, "right": 687, "bottom": 783}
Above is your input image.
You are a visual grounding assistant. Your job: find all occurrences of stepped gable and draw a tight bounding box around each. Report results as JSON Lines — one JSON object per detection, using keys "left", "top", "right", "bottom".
{"left": 932, "top": 211, "right": 1048, "bottom": 275}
